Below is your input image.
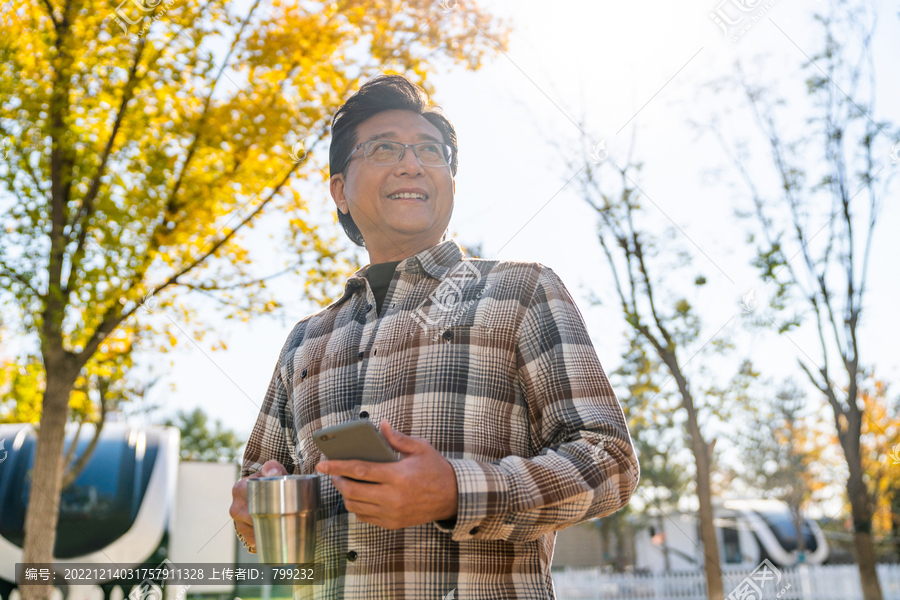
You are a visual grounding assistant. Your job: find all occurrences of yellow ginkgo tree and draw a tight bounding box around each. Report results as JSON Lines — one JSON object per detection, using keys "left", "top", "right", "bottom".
{"left": 0, "top": 0, "right": 509, "bottom": 595}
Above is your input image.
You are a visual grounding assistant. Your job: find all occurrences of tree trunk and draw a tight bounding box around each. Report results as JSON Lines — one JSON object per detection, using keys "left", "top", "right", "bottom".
{"left": 669, "top": 361, "right": 724, "bottom": 600}
{"left": 657, "top": 514, "right": 671, "bottom": 571}
{"left": 853, "top": 530, "right": 882, "bottom": 600}
{"left": 614, "top": 514, "right": 628, "bottom": 572}
{"left": 599, "top": 518, "right": 611, "bottom": 569}
{"left": 890, "top": 482, "right": 900, "bottom": 561}
{"left": 847, "top": 457, "right": 883, "bottom": 600}
{"left": 792, "top": 506, "right": 807, "bottom": 557}
{"left": 832, "top": 377, "right": 884, "bottom": 600}
{"left": 690, "top": 422, "right": 723, "bottom": 600}
{"left": 20, "top": 357, "right": 78, "bottom": 600}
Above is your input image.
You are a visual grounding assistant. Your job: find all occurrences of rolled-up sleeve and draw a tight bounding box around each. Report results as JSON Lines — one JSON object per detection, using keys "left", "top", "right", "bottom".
{"left": 240, "top": 357, "right": 299, "bottom": 479}
{"left": 235, "top": 334, "right": 301, "bottom": 550}
{"left": 434, "top": 266, "right": 639, "bottom": 542}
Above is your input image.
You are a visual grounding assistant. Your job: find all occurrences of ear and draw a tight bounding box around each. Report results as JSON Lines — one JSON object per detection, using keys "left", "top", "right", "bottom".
{"left": 452, "top": 177, "right": 456, "bottom": 197}
{"left": 330, "top": 173, "right": 349, "bottom": 215}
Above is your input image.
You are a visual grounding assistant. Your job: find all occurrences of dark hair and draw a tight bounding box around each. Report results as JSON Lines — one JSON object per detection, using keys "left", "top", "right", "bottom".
{"left": 329, "top": 75, "right": 458, "bottom": 247}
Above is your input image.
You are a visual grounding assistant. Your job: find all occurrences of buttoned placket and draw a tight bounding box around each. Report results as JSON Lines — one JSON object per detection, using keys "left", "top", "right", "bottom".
{"left": 346, "top": 273, "right": 399, "bottom": 568}
{"left": 353, "top": 270, "right": 404, "bottom": 421}
{"left": 354, "top": 279, "right": 380, "bottom": 414}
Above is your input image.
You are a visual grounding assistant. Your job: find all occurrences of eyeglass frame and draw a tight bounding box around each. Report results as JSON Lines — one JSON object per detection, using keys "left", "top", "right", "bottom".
{"left": 346, "top": 139, "right": 454, "bottom": 168}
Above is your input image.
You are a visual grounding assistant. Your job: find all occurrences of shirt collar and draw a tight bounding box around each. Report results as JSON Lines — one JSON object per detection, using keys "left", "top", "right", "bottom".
{"left": 327, "top": 239, "right": 465, "bottom": 310}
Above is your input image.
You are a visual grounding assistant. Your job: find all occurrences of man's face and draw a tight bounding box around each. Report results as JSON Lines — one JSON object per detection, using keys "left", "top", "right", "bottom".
{"left": 330, "top": 110, "right": 456, "bottom": 252}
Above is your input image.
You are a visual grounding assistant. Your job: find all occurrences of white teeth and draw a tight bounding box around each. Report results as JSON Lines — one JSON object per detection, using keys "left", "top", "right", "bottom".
{"left": 389, "top": 192, "right": 426, "bottom": 199}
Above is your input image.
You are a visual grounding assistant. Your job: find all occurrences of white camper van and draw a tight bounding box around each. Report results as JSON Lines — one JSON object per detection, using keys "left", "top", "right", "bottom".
{"left": 0, "top": 422, "right": 238, "bottom": 600}
{"left": 634, "top": 498, "right": 830, "bottom": 572}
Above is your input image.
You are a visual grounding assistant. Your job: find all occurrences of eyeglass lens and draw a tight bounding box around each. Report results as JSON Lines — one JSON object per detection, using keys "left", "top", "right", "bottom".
{"left": 364, "top": 141, "right": 450, "bottom": 166}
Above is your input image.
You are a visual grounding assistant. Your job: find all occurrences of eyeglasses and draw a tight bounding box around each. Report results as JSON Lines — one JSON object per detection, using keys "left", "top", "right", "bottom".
{"left": 347, "top": 140, "right": 453, "bottom": 167}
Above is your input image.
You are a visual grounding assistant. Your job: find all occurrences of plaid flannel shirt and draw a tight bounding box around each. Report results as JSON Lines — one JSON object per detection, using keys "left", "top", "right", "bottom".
{"left": 238, "top": 239, "right": 639, "bottom": 600}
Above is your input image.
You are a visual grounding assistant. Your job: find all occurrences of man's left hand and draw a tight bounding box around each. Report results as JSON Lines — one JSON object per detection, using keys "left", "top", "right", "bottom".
{"left": 316, "top": 420, "right": 459, "bottom": 530}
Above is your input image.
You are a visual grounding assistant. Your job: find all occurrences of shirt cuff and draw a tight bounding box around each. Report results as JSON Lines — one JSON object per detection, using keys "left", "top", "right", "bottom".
{"left": 234, "top": 521, "right": 256, "bottom": 554}
{"left": 431, "top": 458, "right": 512, "bottom": 542}
{"left": 433, "top": 515, "right": 457, "bottom": 530}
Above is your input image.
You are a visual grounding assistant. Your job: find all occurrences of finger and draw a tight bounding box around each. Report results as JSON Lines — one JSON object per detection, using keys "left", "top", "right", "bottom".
{"left": 349, "top": 509, "right": 393, "bottom": 531}
{"left": 229, "top": 498, "right": 253, "bottom": 524}
{"left": 259, "top": 460, "right": 289, "bottom": 477}
{"left": 330, "top": 475, "right": 387, "bottom": 506}
{"left": 230, "top": 481, "right": 252, "bottom": 523}
{"left": 343, "top": 496, "right": 382, "bottom": 514}
{"left": 317, "top": 459, "right": 391, "bottom": 483}
{"left": 235, "top": 520, "right": 256, "bottom": 545}
{"left": 343, "top": 497, "right": 389, "bottom": 529}
{"left": 237, "top": 461, "right": 288, "bottom": 518}
{"left": 379, "top": 420, "right": 422, "bottom": 455}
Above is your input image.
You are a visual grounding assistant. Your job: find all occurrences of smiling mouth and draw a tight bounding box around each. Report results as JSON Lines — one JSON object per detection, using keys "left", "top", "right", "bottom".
{"left": 387, "top": 192, "right": 428, "bottom": 200}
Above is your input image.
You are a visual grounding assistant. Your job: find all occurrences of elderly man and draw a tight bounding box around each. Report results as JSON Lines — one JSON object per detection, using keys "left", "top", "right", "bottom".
{"left": 230, "top": 74, "right": 638, "bottom": 600}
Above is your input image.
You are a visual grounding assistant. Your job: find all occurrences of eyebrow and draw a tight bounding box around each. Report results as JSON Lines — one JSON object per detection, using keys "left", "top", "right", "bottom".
{"left": 364, "top": 131, "right": 442, "bottom": 143}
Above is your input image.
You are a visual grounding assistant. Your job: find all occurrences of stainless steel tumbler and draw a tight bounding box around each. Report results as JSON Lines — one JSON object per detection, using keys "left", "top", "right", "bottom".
{"left": 247, "top": 474, "right": 321, "bottom": 564}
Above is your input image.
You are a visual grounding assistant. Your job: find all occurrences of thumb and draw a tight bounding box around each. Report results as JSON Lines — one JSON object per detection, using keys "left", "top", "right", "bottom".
{"left": 260, "top": 460, "right": 288, "bottom": 477}
{"left": 379, "top": 420, "right": 420, "bottom": 455}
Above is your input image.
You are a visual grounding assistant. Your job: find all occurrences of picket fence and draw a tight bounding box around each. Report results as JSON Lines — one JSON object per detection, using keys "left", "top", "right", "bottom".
{"left": 551, "top": 563, "right": 900, "bottom": 600}
{"left": 2, "top": 584, "right": 190, "bottom": 600}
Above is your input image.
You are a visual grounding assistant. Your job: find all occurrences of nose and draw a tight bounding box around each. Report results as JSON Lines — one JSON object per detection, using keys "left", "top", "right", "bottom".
{"left": 394, "top": 145, "right": 425, "bottom": 176}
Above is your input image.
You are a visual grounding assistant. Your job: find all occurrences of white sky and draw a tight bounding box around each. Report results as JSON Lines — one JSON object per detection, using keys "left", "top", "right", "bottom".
{"left": 47, "top": 0, "right": 900, "bottom": 496}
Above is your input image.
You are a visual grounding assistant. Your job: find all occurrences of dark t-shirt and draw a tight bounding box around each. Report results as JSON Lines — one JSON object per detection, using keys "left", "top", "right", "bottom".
{"left": 365, "top": 260, "right": 401, "bottom": 316}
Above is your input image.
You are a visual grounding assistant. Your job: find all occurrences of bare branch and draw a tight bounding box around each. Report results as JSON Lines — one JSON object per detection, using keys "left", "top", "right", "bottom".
{"left": 41, "top": 0, "right": 59, "bottom": 34}
{"left": 78, "top": 153, "right": 301, "bottom": 363}
{"left": 0, "top": 123, "right": 51, "bottom": 200}
{"left": 158, "top": 0, "right": 265, "bottom": 224}
{"left": 180, "top": 259, "right": 305, "bottom": 292}
{"left": 62, "top": 383, "right": 108, "bottom": 488}
{"left": 0, "top": 257, "right": 40, "bottom": 297}
{"left": 61, "top": 420, "right": 83, "bottom": 476}
{"left": 65, "top": 36, "right": 150, "bottom": 293}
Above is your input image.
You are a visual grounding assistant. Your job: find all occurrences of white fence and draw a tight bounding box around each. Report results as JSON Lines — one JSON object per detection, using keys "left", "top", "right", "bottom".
{"left": 1, "top": 584, "right": 190, "bottom": 600}
{"left": 551, "top": 564, "right": 900, "bottom": 600}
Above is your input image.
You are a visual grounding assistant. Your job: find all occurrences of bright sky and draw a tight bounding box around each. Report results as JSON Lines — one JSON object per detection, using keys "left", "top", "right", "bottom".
{"left": 112, "top": 0, "right": 900, "bottom": 480}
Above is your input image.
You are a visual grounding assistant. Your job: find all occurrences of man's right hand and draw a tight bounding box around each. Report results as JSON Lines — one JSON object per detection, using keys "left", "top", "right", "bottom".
{"left": 230, "top": 460, "right": 289, "bottom": 550}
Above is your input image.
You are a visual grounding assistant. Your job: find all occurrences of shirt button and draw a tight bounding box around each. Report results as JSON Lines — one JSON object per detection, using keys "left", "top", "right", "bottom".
{"left": 346, "top": 550, "right": 357, "bottom": 562}
{"left": 359, "top": 411, "right": 369, "bottom": 419}
{"left": 442, "top": 330, "right": 454, "bottom": 341}
{"left": 469, "top": 527, "right": 479, "bottom": 535}
{"left": 301, "top": 368, "right": 307, "bottom": 378}
{"left": 358, "top": 351, "right": 364, "bottom": 360}
{"left": 366, "top": 303, "right": 373, "bottom": 312}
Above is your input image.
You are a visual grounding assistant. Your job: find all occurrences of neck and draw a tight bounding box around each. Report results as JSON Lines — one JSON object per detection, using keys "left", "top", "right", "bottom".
{"left": 366, "top": 236, "right": 443, "bottom": 265}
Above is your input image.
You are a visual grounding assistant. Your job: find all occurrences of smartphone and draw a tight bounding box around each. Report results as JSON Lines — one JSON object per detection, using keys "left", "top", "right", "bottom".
{"left": 312, "top": 419, "right": 399, "bottom": 463}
